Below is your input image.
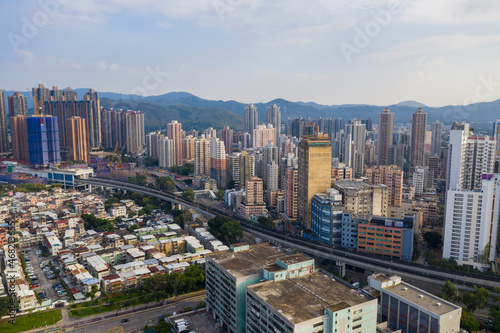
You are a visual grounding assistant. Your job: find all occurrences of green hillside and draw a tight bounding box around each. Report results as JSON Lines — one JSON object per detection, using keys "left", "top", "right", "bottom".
{"left": 100, "top": 98, "right": 243, "bottom": 132}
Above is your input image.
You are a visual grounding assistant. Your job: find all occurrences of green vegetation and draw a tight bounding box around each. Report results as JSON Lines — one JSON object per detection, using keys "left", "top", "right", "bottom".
{"left": 422, "top": 252, "right": 497, "bottom": 276}
{"left": 0, "top": 309, "right": 62, "bottom": 333}
{"left": 100, "top": 97, "right": 244, "bottom": 132}
{"left": 156, "top": 176, "right": 176, "bottom": 192}
{"left": 35, "top": 291, "right": 42, "bottom": 304}
{"left": 70, "top": 264, "right": 205, "bottom": 318}
{"left": 14, "top": 183, "right": 49, "bottom": 193}
{"left": 182, "top": 188, "right": 195, "bottom": 201}
{"left": 460, "top": 309, "right": 480, "bottom": 332}
{"left": 0, "top": 296, "right": 15, "bottom": 316}
{"left": 127, "top": 174, "right": 147, "bottom": 185}
{"left": 423, "top": 251, "right": 438, "bottom": 266}
{"left": 144, "top": 157, "right": 159, "bottom": 167}
{"left": 462, "top": 285, "right": 490, "bottom": 314}
{"left": 195, "top": 301, "right": 206, "bottom": 309}
{"left": 173, "top": 210, "right": 190, "bottom": 229}
{"left": 441, "top": 281, "right": 459, "bottom": 303}
{"left": 216, "top": 188, "right": 225, "bottom": 201}
{"left": 107, "top": 189, "right": 173, "bottom": 214}
{"left": 142, "top": 264, "right": 205, "bottom": 301}
{"left": 208, "top": 216, "right": 243, "bottom": 244}
{"left": 82, "top": 214, "right": 116, "bottom": 232}
{"left": 146, "top": 320, "right": 174, "bottom": 333}
{"left": 490, "top": 304, "right": 500, "bottom": 332}
{"left": 169, "top": 163, "right": 194, "bottom": 176}
{"left": 126, "top": 224, "right": 139, "bottom": 233}
{"left": 38, "top": 242, "right": 50, "bottom": 257}
{"left": 411, "top": 247, "right": 420, "bottom": 262}
{"left": 85, "top": 285, "right": 100, "bottom": 300}
{"left": 120, "top": 152, "right": 138, "bottom": 164}
{"left": 423, "top": 231, "right": 442, "bottom": 248}
{"left": 257, "top": 216, "right": 274, "bottom": 228}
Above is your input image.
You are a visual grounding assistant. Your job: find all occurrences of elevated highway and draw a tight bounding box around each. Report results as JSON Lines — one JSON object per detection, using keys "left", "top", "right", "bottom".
{"left": 77, "top": 177, "right": 500, "bottom": 290}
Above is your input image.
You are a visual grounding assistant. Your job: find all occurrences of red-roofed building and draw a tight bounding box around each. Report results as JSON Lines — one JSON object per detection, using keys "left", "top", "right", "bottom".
{"left": 55, "top": 220, "right": 69, "bottom": 235}
{"left": 101, "top": 274, "right": 123, "bottom": 293}
{"left": 0, "top": 228, "right": 7, "bottom": 247}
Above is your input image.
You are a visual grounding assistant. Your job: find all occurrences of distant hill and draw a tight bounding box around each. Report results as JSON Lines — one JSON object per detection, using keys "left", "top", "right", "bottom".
{"left": 100, "top": 98, "right": 243, "bottom": 132}
{"left": 4, "top": 89, "right": 499, "bottom": 127}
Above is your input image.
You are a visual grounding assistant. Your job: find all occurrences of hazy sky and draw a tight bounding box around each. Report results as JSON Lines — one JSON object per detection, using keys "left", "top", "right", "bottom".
{"left": 2, "top": 0, "right": 500, "bottom": 107}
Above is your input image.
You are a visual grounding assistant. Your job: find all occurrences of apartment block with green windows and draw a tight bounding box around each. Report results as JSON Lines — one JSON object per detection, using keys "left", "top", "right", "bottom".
{"left": 206, "top": 243, "right": 284, "bottom": 332}
{"left": 247, "top": 271, "right": 377, "bottom": 333}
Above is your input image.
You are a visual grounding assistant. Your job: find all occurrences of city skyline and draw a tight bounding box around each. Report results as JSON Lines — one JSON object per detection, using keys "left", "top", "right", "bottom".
{"left": 1, "top": 1, "right": 500, "bottom": 107}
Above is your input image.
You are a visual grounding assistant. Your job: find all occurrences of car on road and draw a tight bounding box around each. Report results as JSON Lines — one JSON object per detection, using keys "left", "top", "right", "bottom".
{"left": 120, "top": 318, "right": 129, "bottom": 324}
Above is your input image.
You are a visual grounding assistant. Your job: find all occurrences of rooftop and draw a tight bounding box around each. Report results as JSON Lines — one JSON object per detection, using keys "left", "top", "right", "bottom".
{"left": 333, "top": 179, "right": 371, "bottom": 192}
{"left": 385, "top": 281, "right": 459, "bottom": 316}
{"left": 207, "top": 243, "right": 284, "bottom": 279}
{"left": 248, "top": 271, "right": 373, "bottom": 324}
{"left": 279, "top": 254, "right": 312, "bottom": 266}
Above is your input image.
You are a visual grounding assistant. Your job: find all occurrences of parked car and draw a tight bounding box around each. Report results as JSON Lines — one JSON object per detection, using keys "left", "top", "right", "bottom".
{"left": 52, "top": 282, "right": 62, "bottom": 288}
{"left": 48, "top": 275, "right": 56, "bottom": 280}
{"left": 31, "top": 283, "right": 39, "bottom": 288}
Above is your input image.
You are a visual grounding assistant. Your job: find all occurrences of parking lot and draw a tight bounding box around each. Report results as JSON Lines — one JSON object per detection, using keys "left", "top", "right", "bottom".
{"left": 26, "top": 249, "right": 60, "bottom": 301}
{"left": 172, "top": 311, "right": 219, "bottom": 333}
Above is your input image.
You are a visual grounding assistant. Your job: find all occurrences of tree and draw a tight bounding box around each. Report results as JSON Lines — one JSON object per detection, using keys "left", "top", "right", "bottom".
{"left": 227, "top": 180, "right": 236, "bottom": 189}
{"left": 208, "top": 216, "right": 230, "bottom": 236}
{"left": 460, "top": 309, "right": 480, "bottom": 332}
{"left": 423, "top": 231, "right": 442, "bottom": 248}
{"left": 174, "top": 213, "right": 189, "bottom": 229}
{"left": 441, "top": 281, "right": 459, "bottom": 302}
{"left": 85, "top": 284, "right": 100, "bottom": 300}
{"left": 182, "top": 188, "right": 195, "bottom": 201}
{"left": 144, "top": 157, "right": 158, "bottom": 167}
{"left": 439, "top": 258, "right": 458, "bottom": 270}
{"left": 490, "top": 305, "right": 500, "bottom": 332}
{"left": 156, "top": 176, "right": 175, "bottom": 192}
{"left": 143, "top": 204, "right": 154, "bottom": 215}
{"left": 492, "top": 286, "right": 500, "bottom": 303}
{"left": 216, "top": 189, "right": 225, "bottom": 201}
{"left": 257, "top": 216, "right": 274, "bottom": 228}
{"left": 0, "top": 296, "right": 14, "bottom": 316}
{"left": 154, "top": 320, "right": 174, "bottom": 333}
{"left": 411, "top": 247, "right": 421, "bottom": 262}
{"left": 128, "top": 212, "right": 136, "bottom": 218}
{"left": 462, "top": 285, "right": 490, "bottom": 314}
{"left": 478, "top": 243, "right": 491, "bottom": 263}
{"left": 219, "top": 220, "right": 243, "bottom": 244}
{"left": 126, "top": 224, "right": 139, "bottom": 234}
{"left": 423, "top": 251, "right": 438, "bottom": 266}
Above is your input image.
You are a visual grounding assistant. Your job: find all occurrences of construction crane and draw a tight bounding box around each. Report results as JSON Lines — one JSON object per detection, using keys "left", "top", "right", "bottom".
{"left": 118, "top": 134, "right": 130, "bottom": 166}
{"left": 107, "top": 142, "right": 120, "bottom": 165}
{"left": 26, "top": 89, "right": 42, "bottom": 116}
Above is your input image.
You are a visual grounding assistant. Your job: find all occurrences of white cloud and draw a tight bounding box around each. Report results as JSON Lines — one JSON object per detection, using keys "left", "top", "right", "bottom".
{"left": 400, "top": 0, "right": 500, "bottom": 25}
{"left": 17, "top": 50, "right": 35, "bottom": 62}
{"left": 358, "top": 35, "right": 500, "bottom": 62}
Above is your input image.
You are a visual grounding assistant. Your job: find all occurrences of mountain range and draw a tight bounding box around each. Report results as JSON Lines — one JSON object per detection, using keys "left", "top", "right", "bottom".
{"left": 5, "top": 89, "right": 499, "bottom": 132}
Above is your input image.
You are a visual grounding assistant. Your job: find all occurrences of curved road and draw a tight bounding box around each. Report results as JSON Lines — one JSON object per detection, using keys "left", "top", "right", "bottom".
{"left": 77, "top": 177, "right": 500, "bottom": 290}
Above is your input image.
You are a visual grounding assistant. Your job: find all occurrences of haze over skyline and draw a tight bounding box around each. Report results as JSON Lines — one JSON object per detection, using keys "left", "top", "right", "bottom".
{"left": 2, "top": 0, "right": 500, "bottom": 107}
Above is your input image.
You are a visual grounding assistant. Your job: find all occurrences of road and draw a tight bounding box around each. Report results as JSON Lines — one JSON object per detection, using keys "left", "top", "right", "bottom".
{"left": 70, "top": 294, "right": 206, "bottom": 333}
{"left": 76, "top": 177, "right": 500, "bottom": 290}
